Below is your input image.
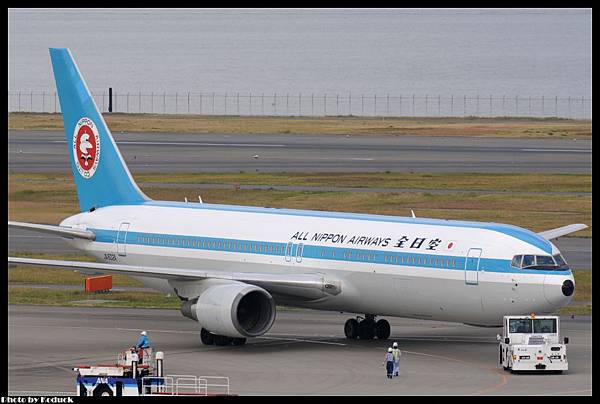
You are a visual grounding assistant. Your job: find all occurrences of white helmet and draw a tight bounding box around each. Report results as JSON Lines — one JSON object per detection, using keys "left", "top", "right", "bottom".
{"left": 141, "top": 331, "right": 147, "bottom": 336}
{"left": 393, "top": 342, "right": 398, "bottom": 348}
{"left": 388, "top": 347, "right": 393, "bottom": 352}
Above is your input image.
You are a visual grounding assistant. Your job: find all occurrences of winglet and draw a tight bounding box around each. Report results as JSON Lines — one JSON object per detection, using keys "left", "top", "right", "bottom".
{"left": 538, "top": 224, "right": 588, "bottom": 240}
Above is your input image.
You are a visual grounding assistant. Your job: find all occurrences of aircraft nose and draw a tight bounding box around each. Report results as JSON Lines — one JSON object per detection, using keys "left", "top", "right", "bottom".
{"left": 543, "top": 275, "right": 575, "bottom": 308}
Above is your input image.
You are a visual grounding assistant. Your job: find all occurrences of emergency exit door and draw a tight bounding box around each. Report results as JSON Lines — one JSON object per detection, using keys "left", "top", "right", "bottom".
{"left": 464, "top": 248, "right": 482, "bottom": 285}
{"left": 116, "top": 222, "right": 130, "bottom": 257}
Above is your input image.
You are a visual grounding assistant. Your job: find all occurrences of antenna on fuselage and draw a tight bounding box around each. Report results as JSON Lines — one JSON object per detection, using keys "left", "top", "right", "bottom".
{"left": 198, "top": 195, "right": 203, "bottom": 204}
{"left": 411, "top": 209, "right": 416, "bottom": 218}
{"left": 184, "top": 197, "right": 188, "bottom": 203}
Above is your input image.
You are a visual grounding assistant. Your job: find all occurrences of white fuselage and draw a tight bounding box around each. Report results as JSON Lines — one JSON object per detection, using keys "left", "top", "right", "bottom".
{"left": 61, "top": 201, "right": 574, "bottom": 326}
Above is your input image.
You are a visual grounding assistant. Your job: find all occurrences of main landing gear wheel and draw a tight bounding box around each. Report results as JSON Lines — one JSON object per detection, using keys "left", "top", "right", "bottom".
{"left": 201, "top": 328, "right": 247, "bottom": 346}
{"left": 344, "top": 318, "right": 359, "bottom": 339}
{"left": 344, "top": 315, "right": 390, "bottom": 340}
{"left": 375, "top": 319, "right": 391, "bottom": 340}
{"left": 200, "top": 328, "right": 215, "bottom": 345}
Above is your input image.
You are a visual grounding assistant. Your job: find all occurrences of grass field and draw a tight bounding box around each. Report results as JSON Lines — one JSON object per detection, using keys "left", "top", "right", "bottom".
{"left": 8, "top": 112, "right": 592, "bottom": 139}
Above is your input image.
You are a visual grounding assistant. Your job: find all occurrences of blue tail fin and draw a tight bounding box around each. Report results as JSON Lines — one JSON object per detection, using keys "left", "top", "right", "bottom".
{"left": 49, "top": 48, "right": 149, "bottom": 212}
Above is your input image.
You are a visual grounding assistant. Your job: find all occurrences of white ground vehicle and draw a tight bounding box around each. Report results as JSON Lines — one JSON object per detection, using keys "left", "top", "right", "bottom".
{"left": 497, "top": 315, "right": 569, "bottom": 373}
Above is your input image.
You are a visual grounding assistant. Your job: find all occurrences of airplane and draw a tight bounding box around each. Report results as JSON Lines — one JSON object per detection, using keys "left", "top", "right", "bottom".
{"left": 8, "top": 48, "right": 587, "bottom": 346}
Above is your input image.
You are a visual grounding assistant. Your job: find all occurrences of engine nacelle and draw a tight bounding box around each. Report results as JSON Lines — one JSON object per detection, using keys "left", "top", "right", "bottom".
{"left": 180, "top": 281, "right": 276, "bottom": 338}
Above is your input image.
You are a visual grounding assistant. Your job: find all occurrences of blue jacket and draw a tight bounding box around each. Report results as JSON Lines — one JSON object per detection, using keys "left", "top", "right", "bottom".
{"left": 137, "top": 334, "right": 150, "bottom": 348}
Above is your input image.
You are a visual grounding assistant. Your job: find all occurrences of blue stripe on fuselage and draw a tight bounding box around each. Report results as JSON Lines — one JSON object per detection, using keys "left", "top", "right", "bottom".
{"left": 91, "top": 228, "right": 569, "bottom": 276}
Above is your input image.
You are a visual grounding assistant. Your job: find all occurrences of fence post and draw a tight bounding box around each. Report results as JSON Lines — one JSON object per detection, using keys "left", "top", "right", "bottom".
{"left": 54, "top": 91, "right": 57, "bottom": 113}
{"left": 515, "top": 95, "right": 518, "bottom": 115}
{"left": 424, "top": 94, "right": 428, "bottom": 116}
{"left": 336, "top": 94, "right": 339, "bottom": 115}
{"left": 115, "top": 91, "right": 117, "bottom": 112}
{"left": 568, "top": 96, "right": 571, "bottom": 118}
{"left": 151, "top": 92, "right": 154, "bottom": 113}
{"left": 438, "top": 94, "right": 441, "bottom": 116}
{"left": 528, "top": 96, "right": 531, "bottom": 116}
{"left": 139, "top": 91, "right": 142, "bottom": 113}
{"left": 163, "top": 92, "right": 166, "bottom": 114}
{"left": 463, "top": 95, "right": 466, "bottom": 117}
{"left": 502, "top": 95, "right": 505, "bottom": 115}
{"left": 127, "top": 92, "right": 129, "bottom": 113}
{"left": 581, "top": 95, "right": 584, "bottom": 118}
{"left": 274, "top": 93, "right": 277, "bottom": 115}
{"left": 212, "top": 92, "right": 215, "bottom": 114}
{"left": 298, "top": 93, "right": 301, "bottom": 116}
{"left": 489, "top": 94, "right": 492, "bottom": 116}
{"left": 476, "top": 94, "right": 479, "bottom": 116}
{"left": 450, "top": 94, "right": 453, "bottom": 115}
{"left": 311, "top": 93, "right": 314, "bottom": 115}
{"left": 175, "top": 92, "right": 178, "bottom": 114}
{"left": 286, "top": 93, "right": 289, "bottom": 115}
{"left": 261, "top": 93, "right": 264, "bottom": 115}
{"left": 237, "top": 92, "right": 240, "bottom": 115}
{"left": 324, "top": 93, "right": 326, "bottom": 116}
{"left": 555, "top": 95, "right": 558, "bottom": 117}
{"left": 361, "top": 94, "right": 364, "bottom": 115}
{"left": 412, "top": 94, "right": 415, "bottom": 116}
{"left": 249, "top": 93, "right": 252, "bottom": 115}
{"left": 199, "top": 93, "right": 202, "bottom": 115}
{"left": 42, "top": 91, "right": 45, "bottom": 113}
{"left": 224, "top": 92, "right": 227, "bottom": 115}
{"left": 399, "top": 94, "right": 402, "bottom": 116}
{"left": 387, "top": 94, "right": 390, "bottom": 116}
{"left": 374, "top": 94, "right": 377, "bottom": 116}
{"left": 188, "top": 92, "right": 190, "bottom": 114}
{"left": 31, "top": 91, "right": 33, "bottom": 112}
{"left": 348, "top": 92, "right": 351, "bottom": 116}
{"left": 18, "top": 91, "right": 21, "bottom": 112}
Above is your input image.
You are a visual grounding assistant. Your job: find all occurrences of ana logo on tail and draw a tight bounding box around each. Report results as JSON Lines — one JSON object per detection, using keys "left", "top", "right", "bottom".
{"left": 72, "top": 117, "right": 101, "bottom": 178}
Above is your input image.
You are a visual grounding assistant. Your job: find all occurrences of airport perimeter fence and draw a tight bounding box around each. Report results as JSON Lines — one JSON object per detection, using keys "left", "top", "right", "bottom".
{"left": 7, "top": 91, "right": 592, "bottom": 119}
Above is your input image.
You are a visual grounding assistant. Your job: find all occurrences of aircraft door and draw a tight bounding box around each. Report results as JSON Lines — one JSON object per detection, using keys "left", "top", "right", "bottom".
{"left": 465, "top": 248, "right": 482, "bottom": 285}
{"left": 116, "top": 222, "right": 130, "bottom": 257}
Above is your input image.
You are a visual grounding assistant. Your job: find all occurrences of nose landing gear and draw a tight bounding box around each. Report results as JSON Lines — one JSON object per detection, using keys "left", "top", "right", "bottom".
{"left": 344, "top": 315, "right": 390, "bottom": 340}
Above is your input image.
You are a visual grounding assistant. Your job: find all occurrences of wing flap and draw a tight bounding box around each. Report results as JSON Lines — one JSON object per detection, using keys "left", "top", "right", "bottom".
{"left": 7, "top": 257, "right": 341, "bottom": 296}
{"left": 8, "top": 221, "right": 95, "bottom": 240}
{"left": 538, "top": 223, "right": 588, "bottom": 240}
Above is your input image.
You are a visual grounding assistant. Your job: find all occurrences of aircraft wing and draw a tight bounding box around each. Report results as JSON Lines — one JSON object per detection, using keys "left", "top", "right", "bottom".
{"left": 537, "top": 223, "right": 588, "bottom": 240}
{"left": 7, "top": 257, "right": 342, "bottom": 298}
{"left": 8, "top": 221, "right": 95, "bottom": 240}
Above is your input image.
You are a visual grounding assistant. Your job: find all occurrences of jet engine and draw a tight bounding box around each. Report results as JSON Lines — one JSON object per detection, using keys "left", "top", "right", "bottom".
{"left": 180, "top": 281, "right": 276, "bottom": 338}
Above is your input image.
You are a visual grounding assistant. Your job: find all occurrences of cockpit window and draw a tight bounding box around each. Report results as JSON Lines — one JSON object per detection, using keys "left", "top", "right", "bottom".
{"left": 553, "top": 254, "right": 569, "bottom": 269}
{"left": 510, "top": 254, "right": 569, "bottom": 271}
{"left": 522, "top": 255, "right": 535, "bottom": 267}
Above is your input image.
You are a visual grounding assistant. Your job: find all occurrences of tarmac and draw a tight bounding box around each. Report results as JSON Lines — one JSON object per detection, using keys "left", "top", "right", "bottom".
{"left": 7, "top": 305, "right": 592, "bottom": 396}
{"left": 7, "top": 130, "right": 592, "bottom": 173}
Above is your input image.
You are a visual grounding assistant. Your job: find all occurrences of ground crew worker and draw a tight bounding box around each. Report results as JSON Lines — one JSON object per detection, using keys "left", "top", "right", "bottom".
{"left": 383, "top": 347, "right": 394, "bottom": 379}
{"left": 392, "top": 342, "right": 401, "bottom": 377}
{"left": 136, "top": 331, "right": 150, "bottom": 364}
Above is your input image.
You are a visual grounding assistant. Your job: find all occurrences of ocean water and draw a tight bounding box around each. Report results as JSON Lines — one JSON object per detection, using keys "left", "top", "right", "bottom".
{"left": 7, "top": 9, "right": 591, "bottom": 117}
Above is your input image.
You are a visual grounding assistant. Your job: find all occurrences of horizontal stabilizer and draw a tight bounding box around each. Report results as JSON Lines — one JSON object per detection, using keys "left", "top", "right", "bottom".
{"left": 8, "top": 221, "right": 96, "bottom": 240}
{"left": 7, "top": 257, "right": 342, "bottom": 298}
{"left": 538, "top": 223, "right": 588, "bottom": 240}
